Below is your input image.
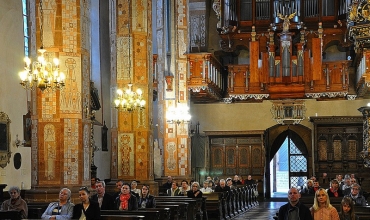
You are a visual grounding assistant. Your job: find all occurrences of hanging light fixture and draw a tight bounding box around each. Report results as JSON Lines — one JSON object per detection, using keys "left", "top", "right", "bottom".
{"left": 114, "top": 84, "right": 145, "bottom": 112}
{"left": 114, "top": 0, "right": 145, "bottom": 112}
{"left": 19, "top": 0, "right": 65, "bottom": 91}
{"left": 166, "top": 105, "right": 191, "bottom": 125}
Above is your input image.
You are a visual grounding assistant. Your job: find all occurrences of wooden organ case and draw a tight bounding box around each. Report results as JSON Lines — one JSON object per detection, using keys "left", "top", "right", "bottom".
{"left": 187, "top": 0, "right": 353, "bottom": 103}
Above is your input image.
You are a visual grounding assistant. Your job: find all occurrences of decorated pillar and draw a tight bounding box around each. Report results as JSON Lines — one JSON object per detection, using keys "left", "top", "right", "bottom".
{"left": 165, "top": 1, "right": 191, "bottom": 178}
{"left": 358, "top": 106, "right": 370, "bottom": 168}
{"left": 111, "top": 0, "right": 153, "bottom": 181}
{"left": 31, "top": 0, "right": 91, "bottom": 188}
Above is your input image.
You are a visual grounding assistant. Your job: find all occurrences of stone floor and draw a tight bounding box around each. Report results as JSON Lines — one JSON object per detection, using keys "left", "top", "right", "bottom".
{"left": 234, "top": 192, "right": 287, "bottom": 219}
{"left": 233, "top": 201, "right": 285, "bottom": 220}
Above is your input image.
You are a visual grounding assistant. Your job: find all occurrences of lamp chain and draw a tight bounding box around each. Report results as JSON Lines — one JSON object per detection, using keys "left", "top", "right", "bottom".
{"left": 39, "top": 0, "right": 44, "bottom": 49}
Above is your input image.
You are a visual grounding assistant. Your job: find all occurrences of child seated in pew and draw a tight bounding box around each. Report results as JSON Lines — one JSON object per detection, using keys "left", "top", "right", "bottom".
{"left": 339, "top": 196, "right": 359, "bottom": 220}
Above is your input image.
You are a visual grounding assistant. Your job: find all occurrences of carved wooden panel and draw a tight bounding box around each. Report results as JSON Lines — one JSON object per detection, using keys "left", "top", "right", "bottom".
{"left": 333, "top": 139, "right": 342, "bottom": 161}
{"left": 226, "top": 146, "right": 237, "bottom": 175}
{"left": 318, "top": 140, "right": 328, "bottom": 161}
{"left": 211, "top": 138, "right": 224, "bottom": 145}
{"left": 211, "top": 146, "right": 224, "bottom": 168}
{"left": 348, "top": 140, "right": 357, "bottom": 160}
{"left": 311, "top": 116, "right": 364, "bottom": 178}
{"left": 239, "top": 146, "right": 249, "bottom": 167}
{"left": 252, "top": 146, "right": 262, "bottom": 167}
{"left": 209, "top": 136, "right": 264, "bottom": 176}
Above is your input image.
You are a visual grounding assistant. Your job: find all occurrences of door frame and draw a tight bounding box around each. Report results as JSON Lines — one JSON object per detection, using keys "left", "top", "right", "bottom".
{"left": 264, "top": 124, "right": 312, "bottom": 198}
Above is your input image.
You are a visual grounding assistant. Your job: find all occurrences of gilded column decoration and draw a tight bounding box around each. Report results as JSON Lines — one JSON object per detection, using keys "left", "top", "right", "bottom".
{"left": 63, "top": 119, "right": 79, "bottom": 184}
{"left": 118, "top": 133, "right": 135, "bottom": 177}
{"left": 212, "top": 0, "right": 221, "bottom": 30}
{"left": 44, "top": 124, "right": 56, "bottom": 180}
{"left": 166, "top": 142, "right": 176, "bottom": 171}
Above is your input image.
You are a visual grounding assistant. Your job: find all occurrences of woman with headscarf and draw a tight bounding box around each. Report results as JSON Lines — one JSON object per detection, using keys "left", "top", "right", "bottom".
{"left": 41, "top": 188, "right": 74, "bottom": 220}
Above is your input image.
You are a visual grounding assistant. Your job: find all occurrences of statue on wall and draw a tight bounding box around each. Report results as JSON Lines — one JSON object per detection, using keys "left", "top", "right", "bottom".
{"left": 277, "top": 12, "right": 296, "bottom": 32}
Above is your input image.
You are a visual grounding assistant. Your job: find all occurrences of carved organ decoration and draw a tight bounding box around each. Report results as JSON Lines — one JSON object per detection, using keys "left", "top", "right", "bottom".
{"left": 186, "top": 53, "right": 225, "bottom": 102}
{"left": 186, "top": 0, "right": 354, "bottom": 103}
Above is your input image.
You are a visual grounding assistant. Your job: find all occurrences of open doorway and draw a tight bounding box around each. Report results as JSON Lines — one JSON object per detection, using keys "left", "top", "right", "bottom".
{"left": 269, "top": 132, "right": 308, "bottom": 197}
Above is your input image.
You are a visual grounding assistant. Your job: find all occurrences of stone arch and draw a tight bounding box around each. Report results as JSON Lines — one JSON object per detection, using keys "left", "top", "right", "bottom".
{"left": 264, "top": 124, "right": 312, "bottom": 198}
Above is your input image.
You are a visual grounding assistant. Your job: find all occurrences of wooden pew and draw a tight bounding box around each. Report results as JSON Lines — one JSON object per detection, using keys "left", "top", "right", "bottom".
{"left": 156, "top": 202, "right": 187, "bottom": 219}
{"left": 101, "top": 215, "right": 145, "bottom": 220}
{"left": 100, "top": 210, "right": 161, "bottom": 220}
{"left": 358, "top": 214, "right": 370, "bottom": 220}
{"left": 203, "top": 192, "right": 226, "bottom": 220}
{"left": 140, "top": 207, "right": 171, "bottom": 220}
{"left": 155, "top": 196, "right": 203, "bottom": 220}
{"left": 0, "top": 210, "right": 22, "bottom": 220}
{"left": 155, "top": 204, "right": 181, "bottom": 220}
{"left": 27, "top": 203, "right": 48, "bottom": 219}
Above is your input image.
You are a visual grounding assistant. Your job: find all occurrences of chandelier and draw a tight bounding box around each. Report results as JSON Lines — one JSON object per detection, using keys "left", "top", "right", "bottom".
{"left": 19, "top": 0, "right": 65, "bottom": 92}
{"left": 114, "top": 84, "right": 145, "bottom": 112}
{"left": 166, "top": 105, "right": 191, "bottom": 124}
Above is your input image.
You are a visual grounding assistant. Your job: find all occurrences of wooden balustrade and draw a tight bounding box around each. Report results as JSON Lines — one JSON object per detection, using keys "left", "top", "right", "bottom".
{"left": 186, "top": 53, "right": 226, "bottom": 102}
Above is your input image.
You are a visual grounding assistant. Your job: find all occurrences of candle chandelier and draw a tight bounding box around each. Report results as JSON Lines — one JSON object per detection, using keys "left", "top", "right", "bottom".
{"left": 166, "top": 105, "right": 191, "bottom": 125}
{"left": 19, "top": 0, "right": 65, "bottom": 92}
{"left": 114, "top": 84, "right": 145, "bottom": 112}
{"left": 114, "top": 0, "right": 145, "bottom": 112}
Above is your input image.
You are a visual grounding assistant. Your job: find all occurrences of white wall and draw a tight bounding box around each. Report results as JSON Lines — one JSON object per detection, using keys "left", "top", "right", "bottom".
{"left": 191, "top": 99, "right": 370, "bottom": 132}
{"left": 0, "top": 0, "right": 31, "bottom": 190}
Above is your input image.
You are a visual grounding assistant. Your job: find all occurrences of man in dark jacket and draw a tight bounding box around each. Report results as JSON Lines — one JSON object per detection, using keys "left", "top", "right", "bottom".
{"left": 278, "top": 187, "right": 312, "bottom": 220}
{"left": 214, "top": 179, "right": 231, "bottom": 192}
{"left": 91, "top": 180, "right": 114, "bottom": 210}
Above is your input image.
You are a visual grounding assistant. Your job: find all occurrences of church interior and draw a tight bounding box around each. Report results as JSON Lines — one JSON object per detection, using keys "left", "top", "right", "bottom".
{"left": 2, "top": 0, "right": 370, "bottom": 211}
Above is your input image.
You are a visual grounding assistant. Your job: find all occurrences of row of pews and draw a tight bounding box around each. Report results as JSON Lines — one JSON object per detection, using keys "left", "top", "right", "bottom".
{"left": 273, "top": 196, "right": 370, "bottom": 220}
{"left": 205, "top": 184, "right": 259, "bottom": 219}
{"left": 0, "top": 184, "right": 259, "bottom": 220}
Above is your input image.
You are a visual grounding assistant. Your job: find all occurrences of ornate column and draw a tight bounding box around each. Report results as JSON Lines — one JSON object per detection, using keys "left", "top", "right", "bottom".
{"left": 30, "top": 0, "right": 91, "bottom": 189}
{"left": 358, "top": 106, "right": 370, "bottom": 167}
{"left": 112, "top": 0, "right": 153, "bottom": 182}
{"left": 163, "top": 0, "right": 191, "bottom": 178}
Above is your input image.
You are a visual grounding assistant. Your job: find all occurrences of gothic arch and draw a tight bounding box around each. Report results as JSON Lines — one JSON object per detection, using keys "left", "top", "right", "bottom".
{"left": 264, "top": 124, "right": 312, "bottom": 198}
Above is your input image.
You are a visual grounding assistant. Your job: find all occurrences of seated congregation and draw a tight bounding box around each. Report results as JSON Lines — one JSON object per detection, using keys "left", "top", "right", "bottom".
{"left": 0, "top": 174, "right": 259, "bottom": 220}
{"left": 276, "top": 173, "right": 370, "bottom": 220}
